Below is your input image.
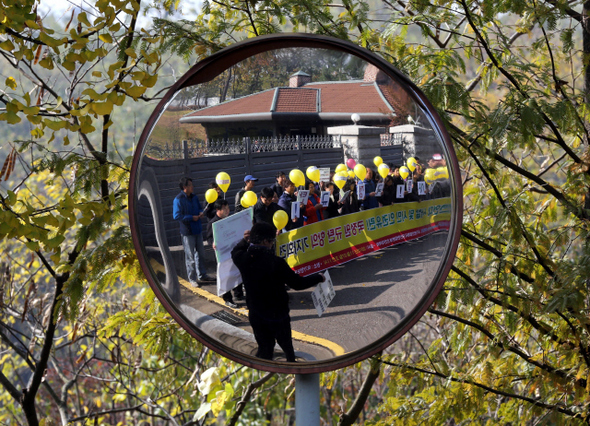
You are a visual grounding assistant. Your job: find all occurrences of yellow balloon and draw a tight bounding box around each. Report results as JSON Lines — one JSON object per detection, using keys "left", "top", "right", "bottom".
{"left": 240, "top": 196, "right": 249, "bottom": 209}
{"left": 205, "top": 188, "right": 218, "bottom": 204}
{"left": 348, "top": 170, "right": 355, "bottom": 179}
{"left": 377, "top": 163, "right": 390, "bottom": 179}
{"left": 306, "top": 166, "right": 321, "bottom": 183}
{"left": 335, "top": 164, "right": 347, "bottom": 173}
{"left": 374, "top": 156, "right": 383, "bottom": 167}
{"left": 273, "top": 210, "right": 289, "bottom": 230}
{"left": 354, "top": 164, "right": 367, "bottom": 181}
{"left": 424, "top": 168, "right": 436, "bottom": 183}
{"left": 434, "top": 166, "right": 449, "bottom": 180}
{"left": 407, "top": 157, "right": 418, "bottom": 172}
{"left": 399, "top": 166, "right": 410, "bottom": 180}
{"left": 334, "top": 172, "right": 348, "bottom": 189}
{"left": 215, "top": 172, "right": 231, "bottom": 192}
{"left": 289, "top": 169, "right": 305, "bottom": 187}
{"left": 243, "top": 190, "right": 257, "bottom": 207}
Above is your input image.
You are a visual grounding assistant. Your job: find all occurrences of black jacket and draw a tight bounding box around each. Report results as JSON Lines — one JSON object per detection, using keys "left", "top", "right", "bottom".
{"left": 206, "top": 214, "right": 222, "bottom": 246}
{"left": 253, "top": 200, "right": 280, "bottom": 227}
{"left": 231, "top": 239, "right": 323, "bottom": 321}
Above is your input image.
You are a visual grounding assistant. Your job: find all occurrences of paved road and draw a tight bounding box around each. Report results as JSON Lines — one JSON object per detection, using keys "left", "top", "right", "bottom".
{"left": 287, "top": 231, "right": 448, "bottom": 353}
{"left": 160, "top": 230, "right": 449, "bottom": 361}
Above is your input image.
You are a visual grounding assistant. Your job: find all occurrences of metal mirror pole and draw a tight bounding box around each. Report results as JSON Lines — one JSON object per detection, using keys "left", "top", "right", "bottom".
{"left": 295, "top": 373, "right": 320, "bottom": 426}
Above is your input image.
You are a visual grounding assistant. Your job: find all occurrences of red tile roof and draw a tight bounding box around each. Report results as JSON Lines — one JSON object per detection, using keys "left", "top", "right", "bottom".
{"left": 274, "top": 88, "right": 318, "bottom": 112}
{"left": 182, "top": 80, "right": 396, "bottom": 120}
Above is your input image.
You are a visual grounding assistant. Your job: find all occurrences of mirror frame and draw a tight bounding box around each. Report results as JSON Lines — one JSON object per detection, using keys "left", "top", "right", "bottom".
{"left": 128, "top": 33, "right": 463, "bottom": 374}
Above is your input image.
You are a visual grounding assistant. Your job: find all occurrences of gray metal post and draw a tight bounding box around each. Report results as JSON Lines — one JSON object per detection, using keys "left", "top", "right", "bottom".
{"left": 295, "top": 373, "right": 320, "bottom": 426}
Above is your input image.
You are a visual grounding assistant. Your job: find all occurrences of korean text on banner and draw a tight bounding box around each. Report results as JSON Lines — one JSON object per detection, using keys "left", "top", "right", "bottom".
{"left": 276, "top": 198, "right": 452, "bottom": 276}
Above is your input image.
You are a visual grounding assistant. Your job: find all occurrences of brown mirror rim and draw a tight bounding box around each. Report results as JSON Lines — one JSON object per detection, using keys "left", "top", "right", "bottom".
{"left": 128, "top": 33, "right": 463, "bottom": 374}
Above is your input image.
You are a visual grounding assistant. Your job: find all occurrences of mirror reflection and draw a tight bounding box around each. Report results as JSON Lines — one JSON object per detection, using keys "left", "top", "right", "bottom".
{"left": 134, "top": 47, "right": 453, "bottom": 363}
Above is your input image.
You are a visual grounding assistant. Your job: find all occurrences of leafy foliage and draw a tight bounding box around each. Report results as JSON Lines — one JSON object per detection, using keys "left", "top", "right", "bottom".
{"left": 3, "top": 0, "right": 590, "bottom": 424}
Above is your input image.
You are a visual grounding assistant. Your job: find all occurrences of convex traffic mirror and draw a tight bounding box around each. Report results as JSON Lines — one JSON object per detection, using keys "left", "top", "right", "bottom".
{"left": 129, "top": 34, "right": 462, "bottom": 374}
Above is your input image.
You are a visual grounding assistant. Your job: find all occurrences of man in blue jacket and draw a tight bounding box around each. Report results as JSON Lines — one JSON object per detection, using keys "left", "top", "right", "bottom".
{"left": 173, "top": 177, "right": 213, "bottom": 286}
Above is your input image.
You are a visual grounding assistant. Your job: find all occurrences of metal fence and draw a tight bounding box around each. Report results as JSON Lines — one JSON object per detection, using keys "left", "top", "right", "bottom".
{"left": 146, "top": 135, "right": 341, "bottom": 160}
{"left": 380, "top": 132, "right": 405, "bottom": 146}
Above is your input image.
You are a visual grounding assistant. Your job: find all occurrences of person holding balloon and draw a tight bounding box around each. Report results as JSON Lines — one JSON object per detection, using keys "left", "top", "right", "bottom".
{"left": 231, "top": 221, "right": 325, "bottom": 362}
{"left": 235, "top": 175, "right": 258, "bottom": 213}
{"left": 253, "top": 187, "right": 281, "bottom": 230}
{"left": 203, "top": 182, "right": 222, "bottom": 220}
{"left": 173, "top": 177, "right": 214, "bottom": 286}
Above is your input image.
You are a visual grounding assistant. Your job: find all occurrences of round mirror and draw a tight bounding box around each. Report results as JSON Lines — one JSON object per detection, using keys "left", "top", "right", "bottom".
{"left": 129, "top": 34, "right": 462, "bottom": 373}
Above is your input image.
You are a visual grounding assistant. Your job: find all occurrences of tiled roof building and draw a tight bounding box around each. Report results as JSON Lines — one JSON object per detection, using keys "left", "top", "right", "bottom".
{"left": 179, "top": 64, "right": 406, "bottom": 139}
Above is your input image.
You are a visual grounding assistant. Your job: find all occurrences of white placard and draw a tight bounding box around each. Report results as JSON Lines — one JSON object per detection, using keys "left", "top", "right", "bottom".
{"left": 396, "top": 184, "right": 405, "bottom": 199}
{"left": 217, "top": 258, "right": 242, "bottom": 296}
{"left": 297, "top": 190, "right": 309, "bottom": 205}
{"left": 319, "top": 167, "right": 330, "bottom": 183}
{"left": 418, "top": 181, "right": 426, "bottom": 195}
{"left": 357, "top": 181, "right": 366, "bottom": 201}
{"left": 212, "top": 208, "right": 253, "bottom": 264}
{"left": 406, "top": 179, "right": 413, "bottom": 194}
{"left": 320, "top": 191, "right": 330, "bottom": 207}
{"left": 311, "top": 270, "right": 335, "bottom": 317}
{"left": 291, "top": 201, "right": 300, "bottom": 220}
{"left": 375, "top": 182, "right": 384, "bottom": 197}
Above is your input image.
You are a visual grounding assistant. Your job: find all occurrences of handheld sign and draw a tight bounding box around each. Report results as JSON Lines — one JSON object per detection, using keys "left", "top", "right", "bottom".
{"left": 311, "top": 271, "right": 336, "bottom": 317}
{"left": 212, "top": 208, "right": 254, "bottom": 295}
{"left": 396, "top": 184, "right": 405, "bottom": 199}
{"left": 357, "top": 181, "right": 366, "bottom": 201}
{"left": 418, "top": 181, "right": 426, "bottom": 195}
{"left": 291, "top": 201, "right": 300, "bottom": 220}
{"left": 319, "top": 167, "right": 330, "bottom": 183}
{"left": 297, "top": 190, "right": 310, "bottom": 205}
{"left": 320, "top": 191, "right": 330, "bottom": 207}
{"left": 375, "top": 182, "right": 384, "bottom": 197}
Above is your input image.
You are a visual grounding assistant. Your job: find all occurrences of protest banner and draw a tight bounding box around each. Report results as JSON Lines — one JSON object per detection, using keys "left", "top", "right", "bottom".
{"left": 277, "top": 197, "right": 452, "bottom": 276}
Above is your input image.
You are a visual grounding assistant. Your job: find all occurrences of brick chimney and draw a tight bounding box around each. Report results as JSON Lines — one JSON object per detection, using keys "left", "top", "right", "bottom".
{"left": 289, "top": 71, "right": 311, "bottom": 87}
{"left": 363, "top": 64, "right": 389, "bottom": 83}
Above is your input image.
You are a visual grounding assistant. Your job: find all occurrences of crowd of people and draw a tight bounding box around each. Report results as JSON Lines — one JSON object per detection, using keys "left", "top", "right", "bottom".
{"left": 174, "top": 153, "right": 450, "bottom": 287}
{"left": 172, "top": 154, "right": 450, "bottom": 361}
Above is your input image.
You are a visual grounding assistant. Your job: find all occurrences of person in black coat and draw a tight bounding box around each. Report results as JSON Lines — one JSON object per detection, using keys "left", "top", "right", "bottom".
{"left": 324, "top": 182, "right": 341, "bottom": 219}
{"left": 203, "top": 182, "right": 222, "bottom": 220}
{"left": 253, "top": 187, "right": 280, "bottom": 228}
{"left": 377, "top": 175, "right": 396, "bottom": 206}
{"left": 231, "top": 222, "right": 325, "bottom": 362}
{"left": 340, "top": 179, "right": 359, "bottom": 215}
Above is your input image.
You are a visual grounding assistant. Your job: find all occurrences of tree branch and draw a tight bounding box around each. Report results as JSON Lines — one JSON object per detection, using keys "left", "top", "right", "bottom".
{"left": 379, "top": 358, "right": 577, "bottom": 417}
{"left": 338, "top": 354, "right": 382, "bottom": 426}
{"left": 227, "top": 372, "right": 275, "bottom": 426}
